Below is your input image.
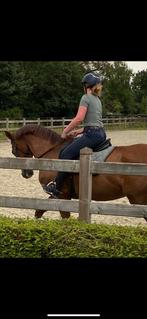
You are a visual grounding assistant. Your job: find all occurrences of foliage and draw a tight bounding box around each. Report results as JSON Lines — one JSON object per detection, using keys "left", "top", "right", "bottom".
{"left": 16, "top": 61, "right": 85, "bottom": 118}
{"left": 0, "top": 216, "right": 147, "bottom": 258}
{"left": 0, "top": 61, "right": 33, "bottom": 117}
{"left": 140, "top": 96, "right": 147, "bottom": 114}
{"left": 0, "top": 61, "right": 147, "bottom": 119}
{"left": 131, "top": 70, "right": 147, "bottom": 103}
{"left": 0, "top": 106, "right": 23, "bottom": 119}
{"left": 85, "top": 61, "right": 136, "bottom": 115}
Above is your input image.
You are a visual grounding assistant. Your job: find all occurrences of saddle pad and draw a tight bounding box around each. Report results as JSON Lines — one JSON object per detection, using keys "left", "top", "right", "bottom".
{"left": 91, "top": 146, "right": 115, "bottom": 162}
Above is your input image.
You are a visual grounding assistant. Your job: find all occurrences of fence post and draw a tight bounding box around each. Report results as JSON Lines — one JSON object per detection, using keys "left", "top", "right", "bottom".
{"left": 6, "top": 118, "right": 9, "bottom": 130}
{"left": 62, "top": 117, "right": 65, "bottom": 129}
{"left": 79, "top": 147, "right": 92, "bottom": 223}
{"left": 51, "top": 117, "right": 53, "bottom": 128}
{"left": 124, "top": 117, "right": 127, "bottom": 128}
{"left": 23, "top": 118, "right": 26, "bottom": 126}
{"left": 37, "top": 118, "right": 40, "bottom": 125}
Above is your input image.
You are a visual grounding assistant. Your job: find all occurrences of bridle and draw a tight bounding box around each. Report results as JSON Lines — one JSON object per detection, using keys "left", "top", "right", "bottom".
{"left": 13, "top": 139, "right": 66, "bottom": 158}
{"left": 12, "top": 142, "right": 32, "bottom": 158}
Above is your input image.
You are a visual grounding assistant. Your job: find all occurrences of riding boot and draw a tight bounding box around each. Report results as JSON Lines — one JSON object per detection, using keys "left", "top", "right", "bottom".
{"left": 43, "top": 172, "right": 68, "bottom": 198}
{"left": 55, "top": 172, "right": 68, "bottom": 190}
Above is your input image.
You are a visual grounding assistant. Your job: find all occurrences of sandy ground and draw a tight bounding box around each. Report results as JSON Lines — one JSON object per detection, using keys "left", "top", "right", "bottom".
{"left": 0, "top": 129, "right": 147, "bottom": 226}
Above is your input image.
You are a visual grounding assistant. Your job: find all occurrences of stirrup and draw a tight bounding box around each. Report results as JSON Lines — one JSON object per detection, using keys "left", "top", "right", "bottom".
{"left": 43, "top": 181, "right": 62, "bottom": 197}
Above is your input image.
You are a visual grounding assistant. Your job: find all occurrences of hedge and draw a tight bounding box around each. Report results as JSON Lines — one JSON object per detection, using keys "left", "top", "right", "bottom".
{"left": 0, "top": 216, "right": 147, "bottom": 258}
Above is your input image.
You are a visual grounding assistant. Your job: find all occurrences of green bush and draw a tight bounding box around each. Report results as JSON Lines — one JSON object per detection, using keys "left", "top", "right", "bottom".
{"left": 0, "top": 216, "right": 147, "bottom": 258}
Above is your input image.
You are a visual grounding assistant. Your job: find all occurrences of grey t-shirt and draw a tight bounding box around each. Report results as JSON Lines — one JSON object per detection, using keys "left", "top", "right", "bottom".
{"left": 79, "top": 93, "right": 103, "bottom": 127}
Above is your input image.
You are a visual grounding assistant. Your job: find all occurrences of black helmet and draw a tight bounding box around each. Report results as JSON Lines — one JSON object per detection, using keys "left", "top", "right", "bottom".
{"left": 82, "top": 73, "right": 104, "bottom": 88}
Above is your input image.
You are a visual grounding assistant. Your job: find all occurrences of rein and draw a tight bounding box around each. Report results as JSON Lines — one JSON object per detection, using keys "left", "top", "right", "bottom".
{"left": 37, "top": 139, "right": 66, "bottom": 158}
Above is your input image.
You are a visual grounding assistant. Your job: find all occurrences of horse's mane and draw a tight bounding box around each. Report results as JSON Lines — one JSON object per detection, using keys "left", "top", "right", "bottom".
{"left": 15, "top": 124, "right": 63, "bottom": 144}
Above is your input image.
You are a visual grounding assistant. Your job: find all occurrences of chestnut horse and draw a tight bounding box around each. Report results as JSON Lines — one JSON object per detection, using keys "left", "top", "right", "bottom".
{"left": 5, "top": 124, "right": 147, "bottom": 220}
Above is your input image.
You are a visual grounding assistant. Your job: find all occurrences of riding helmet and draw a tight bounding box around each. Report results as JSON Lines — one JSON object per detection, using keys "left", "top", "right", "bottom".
{"left": 82, "top": 73, "right": 104, "bottom": 87}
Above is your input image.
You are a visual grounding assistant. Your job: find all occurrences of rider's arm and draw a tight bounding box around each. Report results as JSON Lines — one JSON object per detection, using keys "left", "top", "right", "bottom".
{"left": 61, "top": 106, "right": 87, "bottom": 138}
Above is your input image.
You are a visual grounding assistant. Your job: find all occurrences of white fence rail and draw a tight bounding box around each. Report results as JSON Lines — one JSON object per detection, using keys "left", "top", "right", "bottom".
{"left": 0, "top": 116, "right": 147, "bottom": 131}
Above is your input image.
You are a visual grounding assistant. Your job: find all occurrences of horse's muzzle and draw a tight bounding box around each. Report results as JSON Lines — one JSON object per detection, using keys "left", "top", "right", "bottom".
{"left": 21, "top": 169, "right": 34, "bottom": 179}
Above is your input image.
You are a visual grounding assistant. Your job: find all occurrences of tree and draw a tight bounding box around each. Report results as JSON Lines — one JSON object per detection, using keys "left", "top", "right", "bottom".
{"left": 0, "top": 61, "right": 33, "bottom": 118}
{"left": 140, "top": 96, "right": 147, "bottom": 114}
{"left": 0, "top": 60, "right": 140, "bottom": 119}
{"left": 111, "top": 99, "right": 123, "bottom": 114}
{"left": 131, "top": 70, "right": 147, "bottom": 113}
{"left": 81, "top": 61, "right": 136, "bottom": 115}
{"left": 21, "top": 61, "right": 85, "bottom": 118}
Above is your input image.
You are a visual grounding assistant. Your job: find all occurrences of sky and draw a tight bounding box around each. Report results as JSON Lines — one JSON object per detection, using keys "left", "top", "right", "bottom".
{"left": 125, "top": 61, "right": 147, "bottom": 73}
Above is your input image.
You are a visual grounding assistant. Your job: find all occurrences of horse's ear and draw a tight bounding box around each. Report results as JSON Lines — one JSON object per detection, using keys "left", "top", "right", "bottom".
{"left": 4, "top": 131, "right": 13, "bottom": 140}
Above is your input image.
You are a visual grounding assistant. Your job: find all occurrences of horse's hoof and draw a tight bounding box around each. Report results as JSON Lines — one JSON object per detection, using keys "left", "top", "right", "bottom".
{"left": 60, "top": 212, "right": 70, "bottom": 219}
{"left": 35, "top": 210, "right": 45, "bottom": 218}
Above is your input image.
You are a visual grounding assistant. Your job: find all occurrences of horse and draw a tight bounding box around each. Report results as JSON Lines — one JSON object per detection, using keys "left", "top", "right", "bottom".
{"left": 5, "top": 124, "right": 147, "bottom": 221}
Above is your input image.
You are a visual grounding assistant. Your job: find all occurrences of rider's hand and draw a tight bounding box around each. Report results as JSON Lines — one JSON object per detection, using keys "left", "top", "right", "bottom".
{"left": 67, "top": 131, "right": 78, "bottom": 138}
{"left": 61, "top": 131, "right": 67, "bottom": 139}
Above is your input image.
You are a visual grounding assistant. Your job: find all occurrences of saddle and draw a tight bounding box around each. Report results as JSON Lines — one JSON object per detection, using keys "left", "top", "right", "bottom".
{"left": 60, "top": 138, "right": 112, "bottom": 157}
{"left": 59, "top": 137, "right": 112, "bottom": 199}
{"left": 93, "top": 138, "right": 112, "bottom": 152}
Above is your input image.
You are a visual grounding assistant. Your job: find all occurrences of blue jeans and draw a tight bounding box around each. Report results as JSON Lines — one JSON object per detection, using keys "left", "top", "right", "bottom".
{"left": 56, "top": 127, "right": 106, "bottom": 189}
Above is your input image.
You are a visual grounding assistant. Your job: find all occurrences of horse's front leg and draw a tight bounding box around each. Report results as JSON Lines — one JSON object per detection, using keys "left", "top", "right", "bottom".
{"left": 59, "top": 193, "right": 71, "bottom": 219}
{"left": 36, "top": 171, "right": 71, "bottom": 219}
{"left": 35, "top": 210, "right": 70, "bottom": 219}
{"left": 35, "top": 171, "right": 55, "bottom": 219}
{"left": 35, "top": 195, "right": 71, "bottom": 219}
{"left": 35, "top": 197, "right": 71, "bottom": 219}
{"left": 60, "top": 211, "right": 70, "bottom": 218}
{"left": 35, "top": 209, "right": 46, "bottom": 218}
{"left": 59, "top": 175, "right": 78, "bottom": 219}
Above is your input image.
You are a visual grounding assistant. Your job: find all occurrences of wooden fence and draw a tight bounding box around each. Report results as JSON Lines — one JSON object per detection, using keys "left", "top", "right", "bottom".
{"left": 0, "top": 116, "right": 147, "bottom": 131}
{"left": 0, "top": 148, "right": 147, "bottom": 222}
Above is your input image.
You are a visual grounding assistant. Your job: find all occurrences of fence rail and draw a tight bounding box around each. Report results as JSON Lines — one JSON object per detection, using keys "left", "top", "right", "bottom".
{"left": 1, "top": 157, "right": 147, "bottom": 175}
{"left": 0, "top": 116, "right": 147, "bottom": 131}
{"left": 0, "top": 151, "right": 147, "bottom": 222}
{"left": 0, "top": 196, "right": 146, "bottom": 219}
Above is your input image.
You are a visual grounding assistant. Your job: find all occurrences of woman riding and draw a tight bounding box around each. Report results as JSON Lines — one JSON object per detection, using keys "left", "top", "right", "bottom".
{"left": 44, "top": 72, "right": 106, "bottom": 197}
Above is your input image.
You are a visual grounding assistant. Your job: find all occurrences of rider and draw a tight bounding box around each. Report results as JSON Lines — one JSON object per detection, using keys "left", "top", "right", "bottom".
{"left": 44, "top": 72, "right": 106, "bottom": 197}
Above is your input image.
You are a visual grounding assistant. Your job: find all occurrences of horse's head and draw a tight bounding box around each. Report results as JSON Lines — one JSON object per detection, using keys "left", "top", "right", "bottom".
{"left": 5, "top": 130, "right": 34, "bottom": 179}
{"left": 5, "top": 125, "right": 68, "bottom": 180}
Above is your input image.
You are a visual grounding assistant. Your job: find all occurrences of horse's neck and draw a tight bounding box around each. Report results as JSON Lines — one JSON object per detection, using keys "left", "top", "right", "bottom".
{"left": 25, "top": 135, "right": 55, "bottom": 158}
{"left": 26, "top": 134, "right": 69, "bottom": 158}
{"left": 39, "top": 139, "right": 72, "bottom": 159}
{"left": 43, "top": 140, "right": 71, "bottom": 159}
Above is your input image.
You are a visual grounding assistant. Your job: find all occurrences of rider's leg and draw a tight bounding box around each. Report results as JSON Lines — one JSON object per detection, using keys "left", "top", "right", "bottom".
{"left": 44, "top": 127, "right": 106, "bottom": 196}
